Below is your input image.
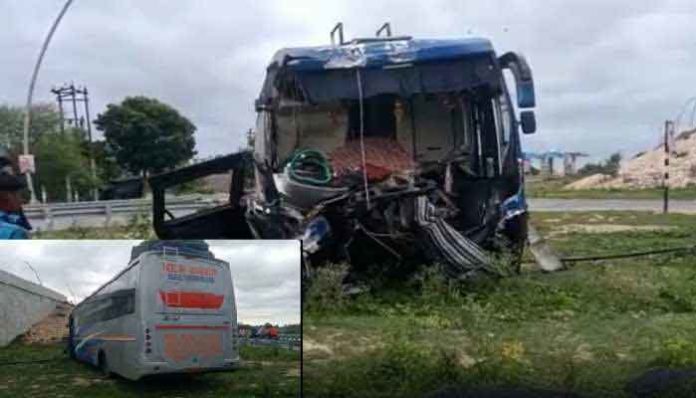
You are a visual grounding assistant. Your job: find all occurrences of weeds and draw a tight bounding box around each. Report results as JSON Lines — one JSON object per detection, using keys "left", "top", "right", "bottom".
{"left": 655, "top": 337, "right": 696, "bottom": 368}
{"left": 34, "top": 210, "right": 156, "bottom": 239}
{"left": 240, "top": 345, "right": 299, "bottom": 362}
{"left": 304, "top": 211, "right": 696, "bottom": 397}
{"left": 0, "top": 342, "right": 298, "bottom": 397}
{"left": 304, "top": 263, "right": 349, "bottom": 314}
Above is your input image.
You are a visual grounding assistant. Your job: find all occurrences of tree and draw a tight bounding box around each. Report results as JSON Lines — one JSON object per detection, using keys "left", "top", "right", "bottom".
{"left": 34, "top": 129, "right": 96, "bottom": 202}
{"left": 0, "top": 103, "right": 101, "bottom": 202}
{"left": 91, "top": 140, "right": 123, "bottom": 182}
{"left": 94, "top": 97, "right": 197, "bottom": 187}
{"left": 0, "top": 103, "right": 61, "bottom": 153}
{"left": 578, "top": 152, "right": 622, "bottom": 177}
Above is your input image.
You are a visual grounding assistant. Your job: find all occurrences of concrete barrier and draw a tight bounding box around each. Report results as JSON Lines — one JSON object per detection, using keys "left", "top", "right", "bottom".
{"left": 0, "top": 269, "right": 67, "bottom": 347}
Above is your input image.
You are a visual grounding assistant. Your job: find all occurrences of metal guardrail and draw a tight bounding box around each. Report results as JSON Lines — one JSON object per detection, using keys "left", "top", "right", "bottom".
{"left": 23, "top": 195, "right": 226, "bottom": 231}
{"left": 240, "top": 335, "right": 301, "bottom": 351}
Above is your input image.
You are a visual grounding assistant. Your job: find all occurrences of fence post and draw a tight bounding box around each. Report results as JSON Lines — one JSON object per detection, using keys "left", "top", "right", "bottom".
{"left": 44, "top": 205, "right": 53, "bottom": 231}
{"left": 105, "top": 203, "right": 112, "bottom": 227}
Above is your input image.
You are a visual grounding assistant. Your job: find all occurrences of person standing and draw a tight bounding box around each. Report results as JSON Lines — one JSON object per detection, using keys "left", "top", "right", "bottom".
{"left": 0, "top": 148, "right": 32, "bottom": 238}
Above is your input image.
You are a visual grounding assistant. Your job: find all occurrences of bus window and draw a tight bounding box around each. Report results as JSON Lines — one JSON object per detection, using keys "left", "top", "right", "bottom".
{"left": 78, "top": 288, "right": 136, "bottom": 326}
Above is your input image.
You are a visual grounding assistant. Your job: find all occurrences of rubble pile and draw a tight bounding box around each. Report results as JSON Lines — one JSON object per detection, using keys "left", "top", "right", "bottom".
{"left": 20, "top": 302, "right": 72, "bottom": 344}
{"left": 564, "top": 129, "right": 696, "bottom": 190}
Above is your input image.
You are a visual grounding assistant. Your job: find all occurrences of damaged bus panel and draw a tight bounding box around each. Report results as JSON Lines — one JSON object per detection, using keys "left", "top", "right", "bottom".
{"left": 151, "top": 24, "right": 537, "bottom": 280}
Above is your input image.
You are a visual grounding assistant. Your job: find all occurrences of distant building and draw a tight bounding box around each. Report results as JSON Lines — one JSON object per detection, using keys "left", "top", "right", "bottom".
{"left": 524, "top": 151, "right": 588, "bottom": 176}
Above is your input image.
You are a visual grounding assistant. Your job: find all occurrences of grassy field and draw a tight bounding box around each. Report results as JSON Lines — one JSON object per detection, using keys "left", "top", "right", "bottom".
{"left": 32, "top": 213, "right": 157, "bottom": 239}
{"left": 303, "top": 211, "right": 696, "bottom": 397}
{"left": 0, "top": 343, "right": 299, "bottom": 398}
{"left": 525, "top": 176, "right": 696, "bottom": 200}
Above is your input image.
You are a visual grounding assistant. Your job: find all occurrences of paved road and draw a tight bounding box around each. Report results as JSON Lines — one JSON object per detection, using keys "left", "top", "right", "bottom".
{"left": 528, "top": 198, "right": 696, "bottom": 214}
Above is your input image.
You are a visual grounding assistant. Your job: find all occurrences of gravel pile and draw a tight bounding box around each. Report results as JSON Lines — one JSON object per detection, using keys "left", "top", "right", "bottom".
{"left": 565, "top": 128, "right": 696, "bottom": 189}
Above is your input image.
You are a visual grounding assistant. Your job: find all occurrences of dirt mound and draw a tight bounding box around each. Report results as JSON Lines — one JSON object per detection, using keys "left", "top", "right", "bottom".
{"left": 565, "top": 128, "right": 696, "bottom": 190}
{"left": 564, "top": 173, "right": 612, "bottom": 190}
{"left": 20, "top": 302, "right": 72, "bottom": 345}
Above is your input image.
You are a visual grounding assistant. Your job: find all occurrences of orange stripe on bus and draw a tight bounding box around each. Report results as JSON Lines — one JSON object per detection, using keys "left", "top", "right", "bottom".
{"left": 159, "top": 291, "right": 225, "bottom": 309}
{"left": 99, "top": 335, "right": 136, "bottom": 341}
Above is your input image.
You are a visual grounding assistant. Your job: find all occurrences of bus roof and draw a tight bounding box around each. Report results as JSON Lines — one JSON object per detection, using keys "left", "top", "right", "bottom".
{"left": 267, "top": 37, "right": 495, "bottom": 72}
{"left": 259, "top": 37, "right": 499, "bottom": 103}
{"left": 130, "top": 240, "right": 213, "bottom": 261}
{"left": 75, "top": 241, "right": 222, "bottom": 309}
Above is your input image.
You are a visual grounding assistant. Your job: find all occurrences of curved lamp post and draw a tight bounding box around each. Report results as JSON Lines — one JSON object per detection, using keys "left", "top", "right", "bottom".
{"left": 22, "top": 0, "right": 74, "bottom": 203}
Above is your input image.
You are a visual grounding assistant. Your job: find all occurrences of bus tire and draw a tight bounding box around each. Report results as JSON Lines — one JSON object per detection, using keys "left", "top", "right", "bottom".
{"left": 98, "top": 351, "right": 112, "bottom": 378}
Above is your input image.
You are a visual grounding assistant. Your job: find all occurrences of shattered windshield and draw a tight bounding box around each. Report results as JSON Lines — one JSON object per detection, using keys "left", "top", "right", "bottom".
{"left": 273, "top": 86, "right": 505, "bottom": 179}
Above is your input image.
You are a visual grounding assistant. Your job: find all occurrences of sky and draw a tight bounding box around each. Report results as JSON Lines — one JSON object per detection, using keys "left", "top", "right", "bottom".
{"left": 0, "top": 240, "right": 301, "bottom": 326}
{"left": 2, "top": 0, "right": 696, "bottom": 162}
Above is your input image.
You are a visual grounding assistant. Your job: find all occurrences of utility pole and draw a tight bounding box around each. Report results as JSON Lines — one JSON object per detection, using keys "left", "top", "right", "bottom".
{"left": 51, "top": 83, "right": 99, "bottom": 201}
{"left": 56, "top": 93, "right": 65, "bottom": 134}
{"left": 663, "top": 120, "right": 672, "bottom": 214}
{"left": 84, "top": 87, "right": 98, "bottom": 201}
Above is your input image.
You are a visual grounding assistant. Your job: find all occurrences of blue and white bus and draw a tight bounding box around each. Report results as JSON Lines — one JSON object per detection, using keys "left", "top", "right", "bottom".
{"left": 68, "top": 241, "right": 239, "bottom": 380}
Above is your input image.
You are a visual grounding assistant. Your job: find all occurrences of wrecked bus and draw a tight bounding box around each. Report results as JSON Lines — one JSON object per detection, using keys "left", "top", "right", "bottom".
{"left": 67, "top": 240, "right": 239, "bottom": 380}
{"left": 150, "top": 24, "right": 537, "bottom": 279}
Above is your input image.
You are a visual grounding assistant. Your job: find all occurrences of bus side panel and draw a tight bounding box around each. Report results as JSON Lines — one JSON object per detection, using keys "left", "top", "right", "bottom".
{"left": 72, "top": 324, "right": 101, "bottom": 366}
{"left": 70, "top": 265, "right": 141, "bottom": 380}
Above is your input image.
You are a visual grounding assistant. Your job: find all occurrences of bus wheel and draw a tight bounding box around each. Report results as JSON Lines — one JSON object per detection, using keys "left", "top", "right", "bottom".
{"left": 98, "top": 352, "right": 112, "bottom": 378}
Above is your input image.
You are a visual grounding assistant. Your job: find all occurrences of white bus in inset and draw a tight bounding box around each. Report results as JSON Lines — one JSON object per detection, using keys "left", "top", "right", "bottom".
{"left": 68, "top": 241, "right": 239, "bottom": 380}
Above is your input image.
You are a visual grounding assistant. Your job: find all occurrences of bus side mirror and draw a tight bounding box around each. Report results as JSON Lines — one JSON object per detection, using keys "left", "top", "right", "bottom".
{"left": 499, "top": 52, "right": 535, "bottom": 108}
{"left": 520, "top": 111, "right": 536, "bottom": 134}
{"left": 255, "top": 98, "right": 271, "bottom": 112}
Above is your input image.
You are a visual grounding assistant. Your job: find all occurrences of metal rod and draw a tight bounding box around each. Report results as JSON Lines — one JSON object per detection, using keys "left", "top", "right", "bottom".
{"left": 376, "top": 22, "right": 392, "bottom": 37}
{"left": 663, "top": 120, "right": 671, "bottom": 214}
{"left": 22, "top": 0, "right": 74, "bottom": 204}
{"left": 356, "top": 69, "right": 371, "bottom": 209}
{"left": 330, "top": 22, "right": 344, "bottom": 46}
{"left": 23, "top": 261, "right": 42, "bottom": 286}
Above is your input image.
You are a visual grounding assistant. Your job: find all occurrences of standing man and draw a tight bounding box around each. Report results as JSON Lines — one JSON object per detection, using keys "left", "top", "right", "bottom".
{"left": 0, "top": 148, "right": 32, "bottom": 238}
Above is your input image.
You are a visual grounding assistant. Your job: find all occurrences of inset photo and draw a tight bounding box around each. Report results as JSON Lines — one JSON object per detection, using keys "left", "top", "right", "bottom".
{"left": 0, "top": 239, "right": 300, "bottom": 397}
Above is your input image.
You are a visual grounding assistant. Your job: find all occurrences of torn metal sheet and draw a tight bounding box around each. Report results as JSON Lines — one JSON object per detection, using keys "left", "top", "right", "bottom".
{"left": 267, "top": 38, "right": 494, "bottom": 71}
{"left": 414, "top": 195, "right": 491, "bottom": 279}
{"left": 527, "top": 224, "right": 564, "bottom": 272}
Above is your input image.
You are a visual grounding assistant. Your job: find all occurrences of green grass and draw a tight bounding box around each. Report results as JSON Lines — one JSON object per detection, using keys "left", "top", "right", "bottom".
{"left": 239, "top": 345, "right": 300, "bottom": 362}
{"left": 303, "top": 211, "right": 696, "bottom": 397}
{"left": 0, "top": 343, "right": 299, "bottom": 398}
{"left": 525, "top": 176, "right": 696, "bottom": 200}
{"left": 33, "top": 213, "right": 156, "bottom": 239}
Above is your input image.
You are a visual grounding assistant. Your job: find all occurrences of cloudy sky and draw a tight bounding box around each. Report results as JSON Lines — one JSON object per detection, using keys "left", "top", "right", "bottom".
{"left": 2, "top": 0, "right": 696, "bottom": 161}
{"left": 0, "top": 240, "right": 300, "bottom": 325}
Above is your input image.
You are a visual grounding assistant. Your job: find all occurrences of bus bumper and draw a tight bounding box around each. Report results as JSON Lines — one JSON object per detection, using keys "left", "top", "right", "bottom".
{"left": 137, "top": 359, "right": 241, "bottom": 378}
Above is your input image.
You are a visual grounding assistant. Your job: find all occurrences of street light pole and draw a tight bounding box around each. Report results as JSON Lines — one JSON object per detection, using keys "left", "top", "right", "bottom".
{"left": 22, "top": 0, "right": 74, "bottom": 204}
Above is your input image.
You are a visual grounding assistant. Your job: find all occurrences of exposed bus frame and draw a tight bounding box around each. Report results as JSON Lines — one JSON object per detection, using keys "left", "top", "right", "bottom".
{"left": 150, "top": 24, "right": 537, "bottom": 281}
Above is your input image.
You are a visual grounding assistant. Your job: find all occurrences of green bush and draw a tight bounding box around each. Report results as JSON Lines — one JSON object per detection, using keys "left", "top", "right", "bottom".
{"left": 656, "top": 337, "right": 696, "bottom": 367}
{"left": 305, "top": 263, "right": 349, "bottom": 313}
